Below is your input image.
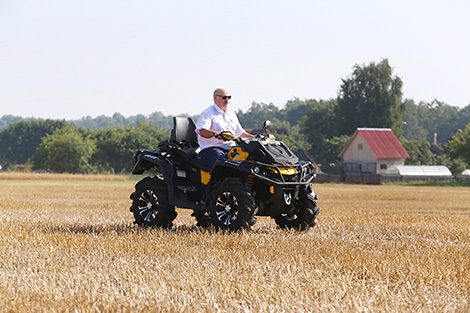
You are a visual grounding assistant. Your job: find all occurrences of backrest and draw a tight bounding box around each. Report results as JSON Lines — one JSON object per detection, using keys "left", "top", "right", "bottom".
{"left": 171, "top": 117, "right": 198, "bottom": 148}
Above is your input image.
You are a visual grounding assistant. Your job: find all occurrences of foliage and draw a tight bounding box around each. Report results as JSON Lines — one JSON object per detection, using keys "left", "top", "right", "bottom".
{"left": 314, "top": 135, "right": 350, "bottom": 169}
{"left": 446, "top": 123, "right": 470, "bottom": 168}
{"left": 299, "top": 99, "right": 340, "bottom": 166}
{"left": 439, "top": 157, "right": 467, "bottom": 175}
{"left": 0, "top": 119, "right": 67, "bottom": 168}
{"left": 402, "top": 99, "right": 465, "bottom": 144}
{"left": 71, "top": 113, "right": 149, "bottom": 129}
{"left": 32, "top": 126, "right": 96, "bottom": 173}
{"left": 399, "top": 138, "right": 466, "bottom": 174}
{"left": 280, "top": 98, "right": 311, "bottom": 127}
{"left": 401, "top": 139, "right": 439, "bottom": 165}
{"left": 0, "top": 115, "right": 27, "bottom": 131}
{"left": 336, "top": 59, "right": 405, "bottom": 136}
{"left": 237, "top": 102, "right": 281, "bottom": 129}
{"left": 301, "top": 99, "right": 338, "bottom": 144}
{"left": 401, "top": 99, "right": 429, "bottom": 141}
{"left": 91, "top": 121, "right": 170, "bottom": 174}
{"left": 69, "top": 111, "right": 197, "bottom": 130}
{"left": 271, "top": 121, "right": 310, "bottom": 153}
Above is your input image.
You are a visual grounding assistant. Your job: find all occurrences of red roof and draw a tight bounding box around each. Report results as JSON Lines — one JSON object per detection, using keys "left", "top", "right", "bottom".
{"left": 358, "top": 128, "right": 410, "bottom": 159}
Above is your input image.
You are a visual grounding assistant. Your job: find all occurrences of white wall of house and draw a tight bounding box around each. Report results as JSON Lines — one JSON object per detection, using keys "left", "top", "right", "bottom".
{"left": 376, "top": 159, "right": 405, "bottom": 175}
{"left": 341, "top": 133, "right": 376, "bottom": 162}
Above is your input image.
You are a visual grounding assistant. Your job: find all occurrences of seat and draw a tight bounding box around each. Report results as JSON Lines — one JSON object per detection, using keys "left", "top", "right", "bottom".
{"left": 171, "top": 117, "right": 211, "bottom": 172}
{"left": 171, "top": 117, "right": 198, "bottom": 149}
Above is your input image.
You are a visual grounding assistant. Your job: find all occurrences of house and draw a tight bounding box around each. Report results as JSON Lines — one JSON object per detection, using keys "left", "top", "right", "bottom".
{"left": 339, "top": 128, "right": 410, "bottom": 175}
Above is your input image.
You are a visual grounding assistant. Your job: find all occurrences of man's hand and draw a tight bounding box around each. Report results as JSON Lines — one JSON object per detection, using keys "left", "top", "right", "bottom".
{"left": 216, "top": 131, "right": 236, "bottom": 141}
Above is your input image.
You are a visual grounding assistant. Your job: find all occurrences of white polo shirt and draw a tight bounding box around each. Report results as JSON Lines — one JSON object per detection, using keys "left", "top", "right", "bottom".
{"left": 195, "top": 103, "right": 245, "bottom": 151}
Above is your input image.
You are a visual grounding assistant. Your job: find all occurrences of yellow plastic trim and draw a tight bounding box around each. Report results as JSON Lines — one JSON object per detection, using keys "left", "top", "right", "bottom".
{"left": 267, "top": 166, "right": 298, "bottom": 175}
{"left": 201, "top": 170, "right": 211, "bottom": 185}
{"left": 228, "top": 147, "right": 249, "bottom": 161}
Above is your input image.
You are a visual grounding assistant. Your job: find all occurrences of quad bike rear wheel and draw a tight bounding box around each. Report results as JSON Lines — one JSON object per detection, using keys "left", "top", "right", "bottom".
{"left": 130, "top": 177, "right": 177, "bottom": 228}
{"left": 273, "top": 185, "right": 320, "bottom": 231}
{"left": 208, "top": 177, "right": 257, "bottom": 231}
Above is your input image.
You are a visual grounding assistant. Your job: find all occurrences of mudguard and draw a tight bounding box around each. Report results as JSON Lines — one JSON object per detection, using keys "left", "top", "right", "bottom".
{"left": 132, "top": 149, "right": 174, "bottom": 181}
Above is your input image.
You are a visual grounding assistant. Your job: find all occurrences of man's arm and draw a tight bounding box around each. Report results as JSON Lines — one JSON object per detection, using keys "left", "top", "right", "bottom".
{"left": 200, "top": 129, "right": 253, "bottom": 139}
{"left": 199, "top": 128, "right": 221, "bottom": 139}
{"left": 240, "top": 131, "right": 255, "bottom": 138}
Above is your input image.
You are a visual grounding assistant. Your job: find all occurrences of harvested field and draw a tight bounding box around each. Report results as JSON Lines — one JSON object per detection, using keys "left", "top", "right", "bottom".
{"left": 0, "top": 173, "right": 469, "bottom": 312}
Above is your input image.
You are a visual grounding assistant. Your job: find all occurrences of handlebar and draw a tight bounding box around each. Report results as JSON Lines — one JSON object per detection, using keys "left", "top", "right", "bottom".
{"left": 216, "top": 131, "right": 238, "bottom": 141}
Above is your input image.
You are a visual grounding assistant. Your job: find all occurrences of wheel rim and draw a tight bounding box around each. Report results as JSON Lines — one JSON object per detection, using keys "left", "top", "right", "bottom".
{"left": 137, "top": 190, "right": 158, "bottom": 222}
{"left": 215, "top": 192, "right": 239, "bottom": 226}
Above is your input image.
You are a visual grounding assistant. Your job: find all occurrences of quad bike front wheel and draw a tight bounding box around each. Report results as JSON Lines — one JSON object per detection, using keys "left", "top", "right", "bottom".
{"left": 130, "top": 177, "right": 177, "bottom": 228}
{"left": 191, "top": 210, "right": 211, "bottom": 228}
{"left": 208, "top": 177, "right": 257, "bottom": 231}
{"left": 273, "top": 184, "right": 320, "bottom": 231}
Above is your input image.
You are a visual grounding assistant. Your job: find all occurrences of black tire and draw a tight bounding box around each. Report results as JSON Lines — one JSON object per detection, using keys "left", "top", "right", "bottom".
{"left": 191, "top": 210, "right": 212, "bottom": 228}
{"left": 130, "top": 177, "right": 177, "bottom": 228}
{"left": 274, "top": 185, "right": 320, "bottom": 231}
{"left": 208, "top": 177, "right": 257, "bottom": 231}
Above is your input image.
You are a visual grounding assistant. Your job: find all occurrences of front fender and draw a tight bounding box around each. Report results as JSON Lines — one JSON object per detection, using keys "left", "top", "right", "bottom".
{"left": 208, "top": 159, "right": 252, "bottom": 187}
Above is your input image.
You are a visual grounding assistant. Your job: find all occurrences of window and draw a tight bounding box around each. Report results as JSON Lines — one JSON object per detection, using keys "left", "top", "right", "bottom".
{"left": 358, "top": 144, "right": 363, "bottom": 150}
{"left": 380, "top": 164, "right": 387, "bottom": 170}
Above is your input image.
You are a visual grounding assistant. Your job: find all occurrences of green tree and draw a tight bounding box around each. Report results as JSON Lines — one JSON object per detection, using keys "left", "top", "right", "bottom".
{"left": 401, "top": 137, "right": 467, "bottom": 174}
{"left": 280, "top": 98, "right": 311, "bottom": 127}
{"left": 457, "top": 105, "right": 470, "bottom": 131}
{"left": 336, "top": 59, "right": 405, "bottom": 136}
{"left": 0, "top": 115, "right": 25, "bottom": 131}
{"left": 402, "top": 99, "right": 463, "bottom": 144}
{"left": 401, "top": 139, "right": 439, "bottom": 165}
{"left": 91, "top": 121, "right": 170, "bottom": 173}
{"left": 0, "top": 119, "right": 67, "bottom": 169}
{"left": 301, "top": 99, "right": 338, "bottom": 143}
{"left": 314, "top": 135, "right": 350, "bottom": 169}
{"left": 148, "top": 112, "right": 175, "bottom": 129}
{"left": 402, "top": 99, "right": 429, "bottom": 141}
{"left": 237, "top": 102, "right": 281, "bottom": 129}
{"left": 271, "top": 121, "right": 310, "bottom": 153}
{"left": 425, "top": 100, "right": 460, "bottom": 143}
{"left": 446, "top": 124, "right": 470, "bottom": 167}
{"left": 300, "top": 99, "right": 338, "bottom": 164}
{"left": 32, "top": 127, "right": 96, "bottom": 173}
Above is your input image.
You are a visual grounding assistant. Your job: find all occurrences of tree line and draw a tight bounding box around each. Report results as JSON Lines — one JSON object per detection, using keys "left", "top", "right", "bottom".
{"left": 1, "top": 59, "right": 469, "bottom": 174}
{"left": 0, "top": 120, "right": 169, "bottom": 174}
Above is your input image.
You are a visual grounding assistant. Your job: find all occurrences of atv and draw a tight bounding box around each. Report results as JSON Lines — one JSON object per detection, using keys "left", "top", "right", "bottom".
{"left": 129, "top": 117, "right": 320, "bottom": 231}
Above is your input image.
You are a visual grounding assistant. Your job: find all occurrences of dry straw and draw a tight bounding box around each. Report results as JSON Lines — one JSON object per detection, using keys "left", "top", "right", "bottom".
{"left": 0, "top": 174, "right": 469, "bottom": 312}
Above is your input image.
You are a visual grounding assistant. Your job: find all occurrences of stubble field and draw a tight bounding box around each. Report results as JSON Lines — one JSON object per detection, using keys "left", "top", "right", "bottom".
{"left": 0, "top": 172, "right": 469, "bottom": 312}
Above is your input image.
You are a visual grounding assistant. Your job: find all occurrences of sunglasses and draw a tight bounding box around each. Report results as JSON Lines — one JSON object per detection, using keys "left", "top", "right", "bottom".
{"left": 216, "top": 95, "right": 232, "bottom": 100}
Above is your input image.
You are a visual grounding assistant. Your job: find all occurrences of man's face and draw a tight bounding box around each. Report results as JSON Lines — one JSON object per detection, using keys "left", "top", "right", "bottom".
{"left": 214, "top": 89, "right": 231, "bottom": 110}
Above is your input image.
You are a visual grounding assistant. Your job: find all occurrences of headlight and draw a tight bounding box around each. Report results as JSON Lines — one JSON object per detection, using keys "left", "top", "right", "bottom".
{"left": 253, "top": 166, "right": 260, "bottom": 174}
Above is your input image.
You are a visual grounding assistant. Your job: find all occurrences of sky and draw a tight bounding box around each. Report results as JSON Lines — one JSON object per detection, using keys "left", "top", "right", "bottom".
{"left": 1, "top": 0, "right": 469, "bottom": 120}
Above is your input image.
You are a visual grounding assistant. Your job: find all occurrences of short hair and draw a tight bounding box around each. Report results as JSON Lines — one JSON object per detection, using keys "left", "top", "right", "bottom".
{"left": 213, "top": 88, "right": 226, "bottom": 96}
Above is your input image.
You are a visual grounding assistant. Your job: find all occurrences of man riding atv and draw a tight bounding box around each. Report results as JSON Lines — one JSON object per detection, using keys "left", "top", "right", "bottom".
{"left": 129, "top": 88, "right": 320, "bottom": 231}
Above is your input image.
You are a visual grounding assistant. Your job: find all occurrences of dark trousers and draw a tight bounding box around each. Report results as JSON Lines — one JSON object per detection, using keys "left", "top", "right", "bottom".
{"left": 199, "top": 147, "right": 228, "bottom": 168}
